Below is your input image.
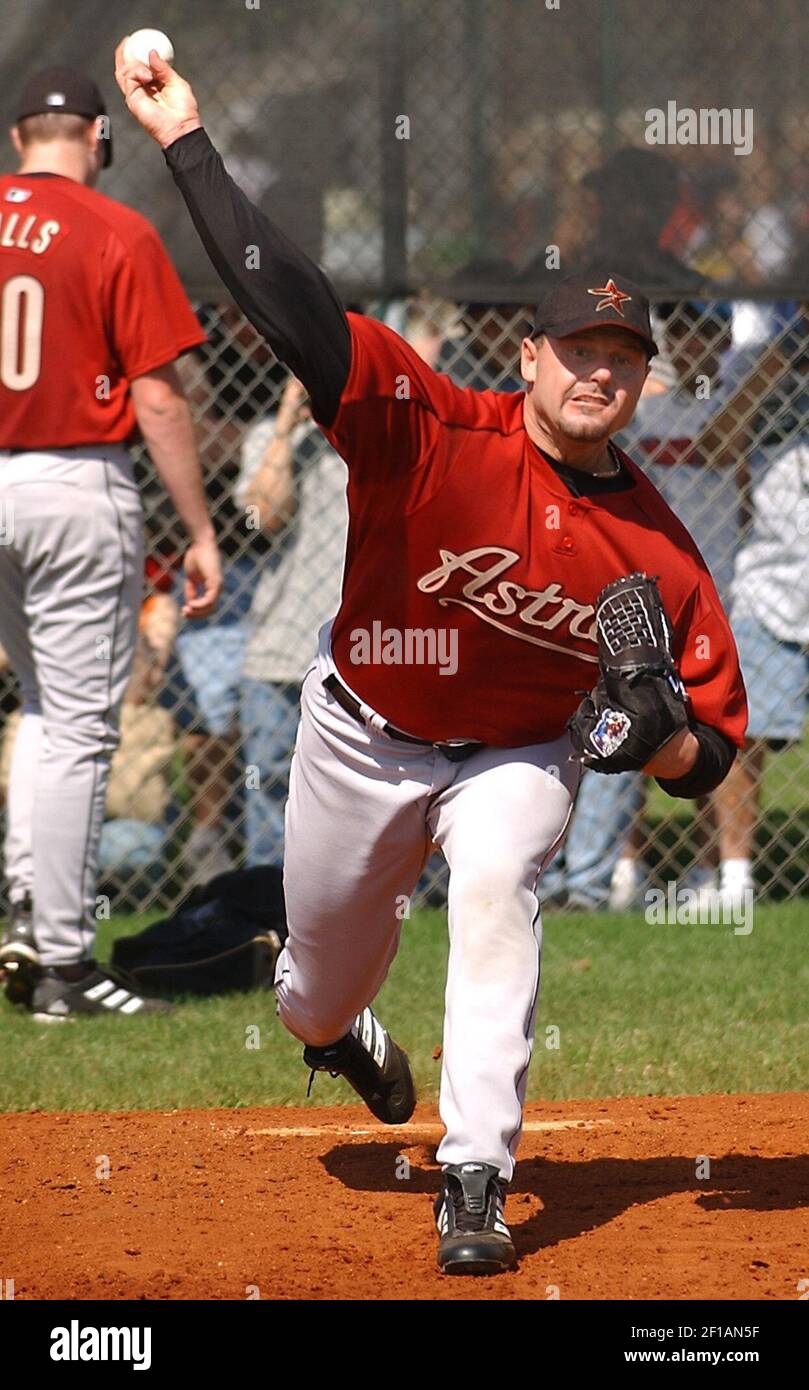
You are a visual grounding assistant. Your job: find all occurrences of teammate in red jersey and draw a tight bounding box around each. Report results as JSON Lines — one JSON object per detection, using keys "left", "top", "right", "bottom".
{"left": 119, "top": 51, "right": 747, "bottom": 1273}
{"left": 0, "top": 67, "right": 222, "bottom": 1020}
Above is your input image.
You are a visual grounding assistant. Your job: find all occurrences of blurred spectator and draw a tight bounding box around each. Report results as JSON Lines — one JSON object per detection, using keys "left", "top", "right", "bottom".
{"left": 687, "top": 169, "right": 760, "bottom": 284}
{"left": 236, "top": 376, "right": 348, "bottom": 867}
{"left": 522, "top": 146, "right": 707, "bottom": 294}
{"left": 636, "top": 303, "right": 739, "bottom": 590}
{"left": 98, "top": 598, "right": 178, "bottom": 906}
{"left": 686, "top": 164, "right": 795, "bottom": 354}
{"left": 440, "top": 261, "right": 527, "bottom": 390}
{"left": 578, "top": 148, "right": 707, "bottom": 290}
{"left": 705, "top": 435, "right": 809, "bottom": 912}
{"left": 693, "top": 147, "right": 794, "bottom": 286}
{"left": 162, "top": 306, "right": 286, "bottom": 886}
{"left": 717, "top": 470, "right": 808, "bottom": 902}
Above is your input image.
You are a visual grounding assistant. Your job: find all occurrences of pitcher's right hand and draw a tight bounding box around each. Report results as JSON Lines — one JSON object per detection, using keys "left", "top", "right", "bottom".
{"left": 114, "top": 42, "right": 203, "bottom": 149}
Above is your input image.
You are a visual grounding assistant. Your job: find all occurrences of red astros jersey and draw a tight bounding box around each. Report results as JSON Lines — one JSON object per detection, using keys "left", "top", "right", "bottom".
{"left": 0, "top": 172, "right": 204, "bottom": 447}
{"left": 322, "top": 314, "right": 748, "bottom": 748}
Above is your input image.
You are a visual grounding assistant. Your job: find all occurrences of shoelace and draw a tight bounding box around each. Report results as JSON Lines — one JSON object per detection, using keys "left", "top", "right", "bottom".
{"left": 305, "top": 1066, "right": 345, "bottom": 1097}
{"left": 306, "top": 1048, "right": 347, "bottom": 1096}
{"left": 449, "top": 1179, "right": 502, "bottom": 1233}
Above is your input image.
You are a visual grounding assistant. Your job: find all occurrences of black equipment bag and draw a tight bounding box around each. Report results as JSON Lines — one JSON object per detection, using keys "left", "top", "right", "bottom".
{"left": 110, "top": 865, "right": 287, "bottom": 997}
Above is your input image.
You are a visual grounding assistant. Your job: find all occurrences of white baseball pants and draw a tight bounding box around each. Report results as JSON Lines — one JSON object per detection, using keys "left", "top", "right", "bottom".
{"left": 275, "top": 665, "right": 579, "bottom": 1180}
{"left": 0, "top": 448, "right": 143, "bottom": 965}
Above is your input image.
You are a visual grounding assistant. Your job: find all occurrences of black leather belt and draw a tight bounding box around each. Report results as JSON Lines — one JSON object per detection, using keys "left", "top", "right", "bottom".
{"left": 323, "top": 674, "right": 484, "bottom": 762}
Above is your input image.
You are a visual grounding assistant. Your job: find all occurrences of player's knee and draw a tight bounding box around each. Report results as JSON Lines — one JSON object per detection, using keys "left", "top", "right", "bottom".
{"left": 448, "top": 862, "right": 539, "bottom": 972}
{"left": 276, "top": 996, "right": 354, "bottom": 1048}
{"left": 449, "top": 859, "right": 529, "bottom": 917}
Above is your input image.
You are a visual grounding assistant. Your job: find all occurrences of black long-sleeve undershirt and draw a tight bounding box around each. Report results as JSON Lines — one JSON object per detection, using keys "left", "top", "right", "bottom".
{"left": 164, "top": 127, "right": 737, "bottom": 797}
{"left": 656, "top": 721, "right": 736, "bottom": 798}
{"left": 165, "top": 127, "right": 351, "bottom": 426}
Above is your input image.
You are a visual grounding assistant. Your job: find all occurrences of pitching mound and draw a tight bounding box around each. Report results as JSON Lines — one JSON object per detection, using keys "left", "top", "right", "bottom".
{"left": 2, "top": 1093, "right": 808, "bottom": 1300}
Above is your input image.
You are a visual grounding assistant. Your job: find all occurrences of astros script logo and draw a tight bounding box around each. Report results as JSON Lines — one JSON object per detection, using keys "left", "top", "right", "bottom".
{"left": 416, "top": 546, "right": 599, "bottom": 661}
{"left": 587, "top": 278, "right": 632, "bottom": 316}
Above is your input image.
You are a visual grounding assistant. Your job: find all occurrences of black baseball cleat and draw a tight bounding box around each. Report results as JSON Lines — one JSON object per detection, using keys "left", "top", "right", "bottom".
{"left": 303, "top": 1006, "right": 416, "bottom": 1124}
{"left": 28, "top": 962, "right": 174, "bottom": 1022}
{"left": 434, "top": 1162, "right": 516, "bottom": 1275}
{"left": 0, "top": 893, "right": 39, "bottom": 970}
{"left": 0, "top": 894, "right": 40, "bottom": 1007}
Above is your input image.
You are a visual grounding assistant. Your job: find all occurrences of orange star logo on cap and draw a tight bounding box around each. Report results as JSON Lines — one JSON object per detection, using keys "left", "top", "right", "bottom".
{"left": 587, "top": 279, "right": 632, "bottom": 316}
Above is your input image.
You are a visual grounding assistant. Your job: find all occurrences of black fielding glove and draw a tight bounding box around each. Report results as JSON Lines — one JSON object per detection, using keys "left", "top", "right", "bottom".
{"left": 567, "top": 573, "right": 690, "bottom": 774}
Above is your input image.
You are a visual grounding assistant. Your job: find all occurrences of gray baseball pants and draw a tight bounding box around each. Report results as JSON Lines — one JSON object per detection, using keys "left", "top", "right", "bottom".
{"left": 275, "top": 661, "right": 580, "bottom": 1179}
{"left": 0, "top": 447, "right": 143, "bottom": 965}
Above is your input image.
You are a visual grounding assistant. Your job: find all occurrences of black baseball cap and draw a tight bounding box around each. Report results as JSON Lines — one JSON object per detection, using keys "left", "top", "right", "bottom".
{"left": 15, "top": 67, "right": 112, "bottom": 168}
{"left": 532, "top": 272, "right": 658, "bottom": 358}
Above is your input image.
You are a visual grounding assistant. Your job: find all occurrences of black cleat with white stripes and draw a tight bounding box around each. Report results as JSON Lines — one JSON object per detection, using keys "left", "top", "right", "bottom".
{"left": 303, "top": 1006, "right": 415, "bottom": 1124}
{"left": 28, "top": 962, "right": 173, "bottom": 1022}
{"left": 0, "top": 892, "right": 39, "bottom": 971}
{"left": 434, "top": 1162, "right": 516, "bottom": 1275}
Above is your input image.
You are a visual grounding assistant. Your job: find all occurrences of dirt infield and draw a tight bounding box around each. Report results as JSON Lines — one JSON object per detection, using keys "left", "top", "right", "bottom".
{"left": 2, "top": 1092, "right": 808, "bottom": 1300}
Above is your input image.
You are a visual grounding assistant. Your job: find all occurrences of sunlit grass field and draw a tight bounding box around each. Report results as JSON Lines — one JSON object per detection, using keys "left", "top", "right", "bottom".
{"left": 1, "top": 898, "right": 807, "bottom": 1112}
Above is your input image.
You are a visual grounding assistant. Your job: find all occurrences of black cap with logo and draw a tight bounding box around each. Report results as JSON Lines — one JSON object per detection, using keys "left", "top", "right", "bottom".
{"left": 532, "top": 272, "right": 657, "bottom": 357}
{"left": 15, "top": 67, "right": 112, "bottom": 168}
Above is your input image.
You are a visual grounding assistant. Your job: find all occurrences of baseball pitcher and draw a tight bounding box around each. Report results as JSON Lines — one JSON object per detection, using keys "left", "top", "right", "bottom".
{"left": 117, "top": 50, "right": 747, "bottom": 1274}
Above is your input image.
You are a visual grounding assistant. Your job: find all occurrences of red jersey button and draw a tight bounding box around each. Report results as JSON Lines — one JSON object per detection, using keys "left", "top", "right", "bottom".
{"left": 569, "top": 503, "right": 579, "bottom": 515}
{"left": 563, "top": 536, "right": 574, "bottom": 549}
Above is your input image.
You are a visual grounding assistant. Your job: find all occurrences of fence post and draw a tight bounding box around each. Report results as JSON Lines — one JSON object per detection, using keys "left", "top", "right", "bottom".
{"left": 380, "top": 0, "right": 409, "bottom": 298}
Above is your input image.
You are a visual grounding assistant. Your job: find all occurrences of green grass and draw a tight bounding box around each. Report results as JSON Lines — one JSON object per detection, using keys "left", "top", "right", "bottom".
{"left": 2, "top": 900, "right": 808, "bottom": 1112}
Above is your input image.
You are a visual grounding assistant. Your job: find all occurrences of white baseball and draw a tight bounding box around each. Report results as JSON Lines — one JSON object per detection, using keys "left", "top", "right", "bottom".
{"left": 122, "top": 28, "right": 175, "bottom": 67}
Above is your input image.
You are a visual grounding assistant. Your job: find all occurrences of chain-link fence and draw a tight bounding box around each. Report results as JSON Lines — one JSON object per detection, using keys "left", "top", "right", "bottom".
{"left": 1, "top": 0, "right": 807, "bottom": 299}
{"left": 0, "top": 1, "right": 807, "bottom": 918}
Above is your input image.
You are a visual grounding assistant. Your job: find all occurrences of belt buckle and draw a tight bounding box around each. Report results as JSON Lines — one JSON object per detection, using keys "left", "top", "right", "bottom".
{"left": 434, "top": 739, "right": 483, "bottom": 763}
